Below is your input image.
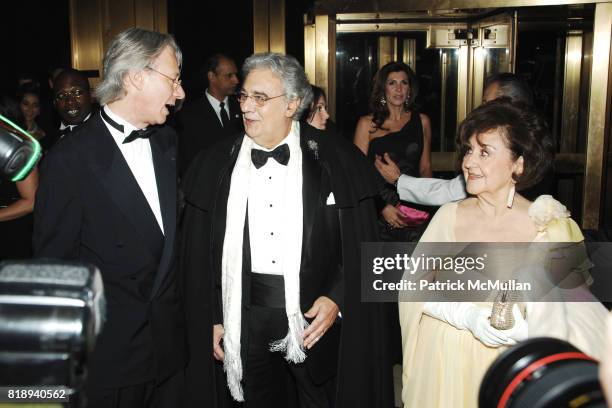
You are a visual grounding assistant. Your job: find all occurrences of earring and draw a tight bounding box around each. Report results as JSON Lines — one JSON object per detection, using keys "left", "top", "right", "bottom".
{"left": 506, "top": 184, "right": 516, "bottom": 208}
{"left": 380, "top": 96, "right": 387, "bottom": 106}
{"left": 404, "top": 97, "right": 410, "bottom": 107}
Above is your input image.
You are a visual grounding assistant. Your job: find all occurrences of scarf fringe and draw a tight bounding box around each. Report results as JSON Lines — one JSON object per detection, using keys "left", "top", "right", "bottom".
{"left": 269, "top": 313, "right": 309, "bottom": 363}
{"left": 224, "top": 352, "right": 245, "bottom": 402}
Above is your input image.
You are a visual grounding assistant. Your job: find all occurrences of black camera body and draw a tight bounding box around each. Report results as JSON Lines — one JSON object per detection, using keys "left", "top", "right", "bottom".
{"left": 0, "top": 116, "right": 40, "bottom": 181}
{"left": 0, "top": 260, "right": 104, "bottom": 401}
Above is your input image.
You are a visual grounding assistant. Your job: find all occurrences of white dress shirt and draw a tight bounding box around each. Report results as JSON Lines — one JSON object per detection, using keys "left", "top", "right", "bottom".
{"left": 205, "top": 90, "right": 230, "bottom": 127}
{"left": 248, "top": 131, "right": 300, "bottom": 275}
{"left": 101, "top": 106, "right": 164, "bottom": 234}
{"left": 59, "top": 112, "right": 92, "bottom": 137}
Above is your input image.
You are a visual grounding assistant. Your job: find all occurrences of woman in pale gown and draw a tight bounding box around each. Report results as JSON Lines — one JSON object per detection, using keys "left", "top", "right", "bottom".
{"left": 399, "top": 98, "right": 608, "bottom": 408}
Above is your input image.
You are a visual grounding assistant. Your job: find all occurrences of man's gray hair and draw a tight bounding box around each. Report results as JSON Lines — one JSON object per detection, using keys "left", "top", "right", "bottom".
{"left": 242, "top": 53, "right": 313, "bottom": 119}
{"left": 95, "top": 27, "right": 182, "bottom": 105}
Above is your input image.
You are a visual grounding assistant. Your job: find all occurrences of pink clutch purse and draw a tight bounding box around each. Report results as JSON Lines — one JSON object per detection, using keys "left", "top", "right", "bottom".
{"left": 396, "top": 204, "right": 430, "bottom": 227}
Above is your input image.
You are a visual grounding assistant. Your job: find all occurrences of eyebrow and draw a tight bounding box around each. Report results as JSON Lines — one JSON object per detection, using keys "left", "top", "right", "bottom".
{"left": 241, "top": 89, "right": 270, "bottom": 97}
{"left": 475, "top": 142, "right": 497, "bottom": 151}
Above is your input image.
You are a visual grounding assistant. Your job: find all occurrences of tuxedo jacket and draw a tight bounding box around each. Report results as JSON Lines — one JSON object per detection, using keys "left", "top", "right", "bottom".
{"left": 33, "top": 112, "right": 186, "bottom": 388}
{"left": 176, "top": 94, "right": 243, "bottom": 176}
{"left": 179, "top": 124, "right": 395, "bottom": 407}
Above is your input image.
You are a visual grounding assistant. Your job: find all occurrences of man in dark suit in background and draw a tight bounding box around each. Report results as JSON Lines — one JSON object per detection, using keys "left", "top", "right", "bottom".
{"left": 53, "top": 69, "right": 94, "bottom": 133}
{"left": 34, "top": 27, "right": 187, "bottom": 408}
{"left": 40, "top": 69, "right": 95, "bottom": 151}
{"left": 176, "top": 53, "right": 243, "bottom": 175}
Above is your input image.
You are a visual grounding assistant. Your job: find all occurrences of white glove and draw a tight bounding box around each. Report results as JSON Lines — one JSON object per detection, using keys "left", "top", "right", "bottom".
{"left": 423, "top": 302, "right": 514, "bottom": 348}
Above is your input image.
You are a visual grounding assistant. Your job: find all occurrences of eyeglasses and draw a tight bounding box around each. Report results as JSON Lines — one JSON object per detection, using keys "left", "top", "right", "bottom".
{"left": 237, "top": 91, "right": 286, "bottom": 107}
{"left": 146, "top": 66, "right": 182, "bottom": 90}
{"left": 55, "top": 89, "right": 86, "bottom": 103}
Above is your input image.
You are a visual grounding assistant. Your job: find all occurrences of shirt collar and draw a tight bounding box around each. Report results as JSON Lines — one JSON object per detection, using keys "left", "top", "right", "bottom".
{"left": 103, "top": 105, "right": 139, "bottom": 136}
{"left": 252, "top": 120, "right": 300, "bottom": 152}
{"left": 59, "top": 112, "right": 92, "bottom": 131}
{"left": 205, "top": 89, "right": 228, "bottom": 109}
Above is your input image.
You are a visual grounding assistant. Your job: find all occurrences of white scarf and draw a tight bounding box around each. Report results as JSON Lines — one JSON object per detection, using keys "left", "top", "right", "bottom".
{"left": 222, "top": 121, "right": 306, "bottom": 401}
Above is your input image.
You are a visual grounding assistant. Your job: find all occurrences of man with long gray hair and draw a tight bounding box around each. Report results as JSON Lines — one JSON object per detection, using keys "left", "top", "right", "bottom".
{"left": 34, "top": 27, "right": 186, "bottom": 407}
{"left": 180, "top": 52, "right": 394, "bottom": 408}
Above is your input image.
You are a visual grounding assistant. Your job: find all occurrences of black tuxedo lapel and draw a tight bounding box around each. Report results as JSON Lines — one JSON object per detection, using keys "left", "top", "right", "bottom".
{"left": 300, "top": 131, "right": 323, "bottom": 264}
{"left": 211, "top": 137, "right": 243, "bottom": 276}
{"left": 149, "top": 132, "right": 177, "bottom": 299}
{"left": 90, "top": 115, "right": 164, "bottom": 259}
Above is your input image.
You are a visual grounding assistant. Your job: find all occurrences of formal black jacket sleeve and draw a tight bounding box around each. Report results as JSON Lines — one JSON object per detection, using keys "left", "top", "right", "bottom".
{"left": 33, "top": 148, "right": 82, "bottom": 258}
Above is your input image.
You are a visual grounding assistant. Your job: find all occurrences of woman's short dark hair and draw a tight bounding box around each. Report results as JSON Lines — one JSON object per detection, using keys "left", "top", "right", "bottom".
{"left": 457, "top": 97, "right": 554, "bottom": 191}
{"left": 369, "top": 61, "right": 419, "bottom": 131}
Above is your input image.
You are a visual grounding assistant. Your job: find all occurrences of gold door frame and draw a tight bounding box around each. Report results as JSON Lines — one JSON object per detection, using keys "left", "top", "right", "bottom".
{"left": 307, "top": 3, "right": 611, "bottom": 230}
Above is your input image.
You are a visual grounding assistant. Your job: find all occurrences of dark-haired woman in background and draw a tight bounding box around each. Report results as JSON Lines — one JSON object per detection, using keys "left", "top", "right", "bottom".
{"left": 302, "top": 85, "right": 330, "bottom": 130}
{"left": 0, "top": 95, "right": 39, "bottom": 259}
{"left": 354, "top": 61, "right": 432, "bottom": 242}
{"left": 17, "top": 83, "right": 46, "bottom": 141}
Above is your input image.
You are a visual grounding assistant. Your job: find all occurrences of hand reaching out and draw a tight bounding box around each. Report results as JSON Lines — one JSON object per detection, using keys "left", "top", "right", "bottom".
{"left": 374, "top": 153, "right": 401, "bottom": 185}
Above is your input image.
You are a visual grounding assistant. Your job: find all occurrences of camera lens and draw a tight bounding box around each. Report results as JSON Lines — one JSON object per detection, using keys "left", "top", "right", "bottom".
{"left": 479, "top": 337, "right": 606, "bottom": 408}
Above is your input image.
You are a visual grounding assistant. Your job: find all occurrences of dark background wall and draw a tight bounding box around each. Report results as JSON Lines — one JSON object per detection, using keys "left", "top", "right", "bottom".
{"left": 0, "top": 1, "right": 71, "bottom": 98}
{"left": 0, "top": 0, "right": 312, "bottom": 102}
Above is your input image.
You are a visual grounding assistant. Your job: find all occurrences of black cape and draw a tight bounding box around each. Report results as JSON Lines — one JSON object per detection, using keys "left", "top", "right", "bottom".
{"left": 178, "top": 124, "right": 394, "bottom": 407}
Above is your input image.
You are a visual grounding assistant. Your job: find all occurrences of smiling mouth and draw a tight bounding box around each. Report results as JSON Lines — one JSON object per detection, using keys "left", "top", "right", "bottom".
{"left": 66, "top": 109, "right": 80, "bottom": 117}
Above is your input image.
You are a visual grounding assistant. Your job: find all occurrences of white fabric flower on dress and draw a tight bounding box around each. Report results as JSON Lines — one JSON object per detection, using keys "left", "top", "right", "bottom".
{"left": 528, "top": 195, "right": 570, "bottom": 232}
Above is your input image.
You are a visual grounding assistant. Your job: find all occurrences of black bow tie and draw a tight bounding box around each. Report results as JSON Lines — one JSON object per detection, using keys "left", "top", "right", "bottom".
{"left": 100, "top": 108, "right": 156, "bottom": 144}
{"left": 122, "top": 128, "right": 157, "bottom": 144}
{"left": 251, "top": 144, "right": 290, "bottom": 169}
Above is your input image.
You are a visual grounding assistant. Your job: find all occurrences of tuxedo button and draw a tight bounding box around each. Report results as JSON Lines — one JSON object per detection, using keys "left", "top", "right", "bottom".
{"left": 116, "top": 242, "right": 125, "bottom": 248}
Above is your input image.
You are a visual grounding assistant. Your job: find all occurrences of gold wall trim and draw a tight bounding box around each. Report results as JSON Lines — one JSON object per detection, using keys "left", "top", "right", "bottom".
{"left": 337, "top": 22, "right": 467, "bottom": 33}
{"left": 315, "top": 15, "right": 337, "bottom": 120}
{"left": 560, "top": 31, "right": 584, "bottom": 153}
{"left": 316, "top": 0, "right": 610, "bottom": 15}
{"left": 71, "top": 0, "right": 168, "bottom": 89}
{"left": 253, "top": 0, "right": 270, "bottom": 53}
{"left": 457, "top": 45, "right": 469, "bottom": 127}
{"left": 403, "top": 39, "right": 417, "bottom": 71}
{"left": 70, "top": 0, "right": 104, "bottom": 88}
{"left": 304, "top": 24, "right": 316, "bottom": 82}
{"left": 269, "top": 0, "right": 286, "bottom": 53}
{"left": 471, "top": 47, "right": 486, "bottom": 110}
{"left": 582, "top": 2, "right": 611, "bottom": 229}
{"left": 253, "top": 0, "right": 285, "bottom": 54}
{"left": 378, "top": 36, "right": 398, "bottom": 68}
